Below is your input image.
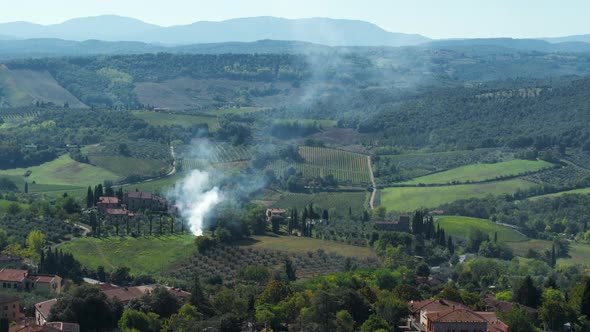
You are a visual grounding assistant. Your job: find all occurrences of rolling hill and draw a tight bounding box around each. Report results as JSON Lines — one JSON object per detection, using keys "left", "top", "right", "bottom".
{"left": 0, "top": 15, "right": 430, "bottom": 47}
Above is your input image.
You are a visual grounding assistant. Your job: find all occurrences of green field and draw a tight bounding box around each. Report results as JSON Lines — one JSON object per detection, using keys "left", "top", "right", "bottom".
{"left": 436, "top": 216, "right": 528, "bottom": 242}
{"left": 61, "top": 235, "right": 195, "bottom": 275}
{"left": 271, "top": 191, "right": 369, "bottom": 213}
{"left": 270, "top": 118, "right": 337, "bottom": 128}
{"left": 247, "top": 235, "right": 376, "bottom": 259}
{"left": 529, "top": 187, "right": 590, "bottom": 200}
{"left": 88, "top": 155, "right": 170, "bottom": 178}
{"left": 266, "top": 146, "right": 371, "bottom": 185}
{"left": 133, "top": 111, "right": 220, "bottom": 131}
{"left": 380, "top": 179, "right": 537, "bottom": 212}
{"left": 207, "top": 107, "right": 267, "bottom": 115}
{"left": 401, "top": 159, "right": 552, "bottom": 185}
{"left": 508, "top": 240, "right": 590, "bottom": 266}
{"left": 0, "top": 199, "right": 29, "bottom": 213}
{"left": 120, "top": 172, "right": 185, "bottom": 194}
{"left": 0, "top": 155, "right": 120, "bottom": 187}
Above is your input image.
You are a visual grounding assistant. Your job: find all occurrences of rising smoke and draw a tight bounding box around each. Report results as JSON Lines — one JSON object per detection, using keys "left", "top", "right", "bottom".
{"left": 169, "top": 169, "right": 223, "bottom": 236}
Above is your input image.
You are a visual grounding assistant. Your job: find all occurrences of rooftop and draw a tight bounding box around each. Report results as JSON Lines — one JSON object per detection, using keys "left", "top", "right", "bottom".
{"left": 0, "top": 295, "right": 19, "bottom": 304}
{"left": 103, "top": 287, "right": 146, "bottom": 303}
{"left": 98, "top": 197, "right": 119, "bottom": 204}
{"left": 34, "top": 298, "right": 58, "bottom": 320}
{"left": 426, "top": 308, "right": 487, "bottom": 323}
{"left": 0, "top": 269, "right": 28, "bottom": 282}
{"left": 409, "top": 298, "right": 468, "bottom": 314}
{"left": 126, "top": 191, "right": 153, "bottom": 199}
{"left": 34, "top": 276, "right": 57, "bottom": 283}
{"left": 105, "top": 208, "right": 128, "bottom": 216}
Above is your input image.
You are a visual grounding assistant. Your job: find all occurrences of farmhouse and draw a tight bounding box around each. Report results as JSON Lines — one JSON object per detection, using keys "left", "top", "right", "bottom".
{"left": 32, "top": 275, "right": 62, "bottom": 294}
{"left": 34, "top": 299, "right": 57, "bottom": 326}
{"left": 123, "top": 192, "right": 168, "bottom": 212}
{"left": 0, "top": 295, "right": 21, "bottom": 323}
{"left": 375, "top": 214, "right": 410, "bottom": 232}
{"left": 0, "top": 269, "right": 30, "bottom": 291}
{"left": 96, "top": 197, "right": 120, "bottom": 213}
{"left": 407, "top": 298, "right": 508, "bottom": 332}
{"left": 266, "top": 208, "right": 286, "bottom": 222}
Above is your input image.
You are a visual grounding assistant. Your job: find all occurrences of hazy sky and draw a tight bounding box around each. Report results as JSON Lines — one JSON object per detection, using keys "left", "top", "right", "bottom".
{"left": 0, "top": 0, "right": 588, "bottom": 39}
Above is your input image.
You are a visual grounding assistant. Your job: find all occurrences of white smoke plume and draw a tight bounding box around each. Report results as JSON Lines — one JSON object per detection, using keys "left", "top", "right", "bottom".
{"left": 171, "top": 169, "right": 223, "bottom": 236}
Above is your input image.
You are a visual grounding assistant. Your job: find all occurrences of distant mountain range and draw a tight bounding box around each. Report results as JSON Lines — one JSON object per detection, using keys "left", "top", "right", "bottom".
{"left": 0, "top": 15, "right": 589, "bottom": 58}
{"left": 0, "top": 15, "right": 429, "bottom": 47}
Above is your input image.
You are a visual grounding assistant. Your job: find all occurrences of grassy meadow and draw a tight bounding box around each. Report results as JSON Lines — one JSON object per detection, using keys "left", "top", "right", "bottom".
{"left": 529, "top": 187, "right": 590, "bottom": 200}
{"left": 380, "top": 179, "right": 537, "bottom": 212}
{"left": 401, "top": 159, "right": 552, "bottom": 185}
{"left": 61, "top": 235, "right": 195, "bottom": 275}
{"left": 133, "top": 111, "right": 220, "bottom": 131}
{"left": 0, "top": 155, "right": 119, "bottom": 187}
{"left": 436, "top": 216, "right": 528, "bottom": 242}
{"left": 247, "top": 235, "right": 376, "bottom": 259}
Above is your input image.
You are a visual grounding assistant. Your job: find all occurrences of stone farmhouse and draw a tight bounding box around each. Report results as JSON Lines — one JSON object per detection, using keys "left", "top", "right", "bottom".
{"left": 405, "top": 298, "right": 509, "bottom": 332}
{"left": 375, "top": 214, "right": 410, "bottom": 232}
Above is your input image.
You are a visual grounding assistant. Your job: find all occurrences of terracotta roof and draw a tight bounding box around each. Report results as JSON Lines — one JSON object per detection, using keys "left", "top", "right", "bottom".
{"left": 35, "top": 276, "right": 56, "bottom": 283}
{"left": 103, "top": 287, "right": 147, "bottom": 303}
{"left": 409, "top": 299, "right": 468, "bottom": 314}
{"left": 426, "top": 309, "right": 487, "bottom": 323}
{"left": 0, "top": 269, "right": 28, "bottom": 282}
{"left": 10, "top": 325, "right": 62, "bottom": 332}
{"left": 98, "top": 197, "right": 119, "bottom": 204}
{"left": 35, "top": 299, "right": 58, "bottom": 320}
{"left": 268, "top": 209, "right": 286, "bottom": 213}
{"left": 45, "top": 322, "right": 80, "bottom": 332}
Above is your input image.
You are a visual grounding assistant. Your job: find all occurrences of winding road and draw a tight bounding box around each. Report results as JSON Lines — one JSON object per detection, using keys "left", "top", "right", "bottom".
{"left": 367, "top": 156, "right": 377, "bottom": 210}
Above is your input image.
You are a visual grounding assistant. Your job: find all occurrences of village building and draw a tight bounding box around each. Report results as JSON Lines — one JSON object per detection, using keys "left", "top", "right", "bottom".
{"left": 96, "top": 197, "right": 120, "bottom": 213}
{"left": 0, "top": 295, "right": 21, "bottom": 323}
{"left": 266, "top": 208, "right": 286, "bottom": 222}
{"left": 9, "top": 323, "right": 80, "bottom": 332}
{"left": 123, "top": 192, "right": 168, "bottom": 212}
{"left": 103, "top": 287, "right": 147, "bottom": 305}
{"left": 0, "top": 269, "right": 30, "bottom": 291}
{"left": 32, "top": 276, "right": 62, "bottom": 295}
{"left": 375, "top": 214, "right": 410, "bottom": 232}
{"left": 407, "top": 299, "right": 508, "bottom": 332}
{"left": 34, "top": 299, "right": 57, "bottom": 326}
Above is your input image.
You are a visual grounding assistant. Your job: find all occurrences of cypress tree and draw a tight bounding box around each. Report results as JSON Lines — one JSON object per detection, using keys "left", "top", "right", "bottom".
{"left": 86, "top": 186, "right": 94, "bottom": 208}
{"left": 448, "top": 236, "right": 455, "bottom": 255}
{"left": 580, "top": 279, "right": 590, "bottom": 317}
{"left": 550, "top": 243, "right": 557, "bottom": 268}
{"left": 494, "top": 231, "right": 498, "bottom": 243}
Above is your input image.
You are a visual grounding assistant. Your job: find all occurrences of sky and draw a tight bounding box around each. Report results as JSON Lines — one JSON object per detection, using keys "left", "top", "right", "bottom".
{"left": 0, "top": 0, "right": 588, "bottom": 39}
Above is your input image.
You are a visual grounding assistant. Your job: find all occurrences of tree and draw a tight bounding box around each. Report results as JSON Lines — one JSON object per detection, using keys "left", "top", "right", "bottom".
{"left": 550, "top": 243, "right": 557, "bottom": 268}
{"left": 437, "top": 282, "right": 462, "bottom": 303}
{"left": 255, "top": 306, "right": 275, "bottom": 332}
{"left": 336, "top": 310, "right": 355, "bottom": 332}
{"left": 86, "top": 186, "right": 94, "bottom": 208}
{"left": 539, "top": 299, "right": 576, "bottom": 331}
{"left": 6, "top": 203, "right": 21, "bottom": 215}
{"left": 375, "top": 292, "right": 409, "bottom": 327}
{"left": 447, "top": 236, "right": 455, "bottom": 255}
{"left": 26, "top": 230, "right": 46, "bottom": 255}
{"left": 118, "top": 309, "right": 160, "bottom": 332}
{"left": 285, "top": 258, "right": 296, "bottom": 281}
{"left": 0, "top": 229, "right": 8, "bottom": 252}
{"left": 257, "top": 280, "right": 292, "bottom": 306}
{"left": 498, "top": 306, "right": 536, "bottom": 332}
{"left": 24, "top": 182, "right": 28, "bottom": 194}
{"left": 190, "top": 276, "right": 212, "bottom": 315}
{"left": 415, "top": 262, "right": 430, "bottom": 278}
{"left": 110, "top": 266, "right": 132, "bottom": 286}
{"left": 129, "top": 287, "right": 180, "bottom": 319}
{"left": 360, "top": 314, "right": 389, "bottom": 332}
{"left": 49, "top": 284, "right": 123, "bottom": 332}
{"left": 513, "top": 276, "right": 541, "bottom": 308}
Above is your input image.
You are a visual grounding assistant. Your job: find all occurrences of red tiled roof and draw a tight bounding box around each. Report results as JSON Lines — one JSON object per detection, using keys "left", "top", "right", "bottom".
{"left": 426, "top": 309, "right": 487, "bottom": 323}
{"left": 104, "top": 287, "right": 147, "bottom": 303}
{"left": 35, "top": 276, "right": 56, "bottom": 283}
{"left": 98, "top": 283, "right": 119, "bottom": 291}
{"left": 409, "top": 299, "right": 468, "bottom": 314}
{"left": 10, "top": 325, "right": 62, "bottom": 332}
{"left": 268, "top": 209, "right": 286, "bottom": 213}
{"left": 0, "top": 269, "right": 28, "bottom": 282}
{"left": 98, "top": 197, "right": 119, "bottom": 204}
{"left": 46, "top": 322, "right": 80, "bottom": 332}
{"left": 35, "top": 299, "right": 58, "bottom": 320}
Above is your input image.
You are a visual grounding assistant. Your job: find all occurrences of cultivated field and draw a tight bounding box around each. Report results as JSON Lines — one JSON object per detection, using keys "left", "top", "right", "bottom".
{"left": 0, "top": 155, "right": 120, "bottom": 187}
{"left": 177, "top": 144, "right": 252, "bottom": 170}
{"left": 271, "top": 191, "right": 368, "bottom": 213}
{"left": 247, "top": 235, "right": 376, "bottom": 258}
{"left": 207, "top": 106, "right": 267, "bottom": 115}
{"left": 61, "top": 235, "right": 195, "bottom": 275}
{"left": 380, "top": 179, "right": 537, "bottom": 212}
{"left": 529, "top": 187, "right": 590, "bottom": 200}
{"left": 133, "top": 111, "right": 220, "bottom": 131}
{"left": 87, "top": 155, "right": 170, "bottom": 178}
{"left": 436, "top": 216, "right": 528, "bottom": 242}
{"left": 508, "top": 240, "right": 590, "bottom": 266}
{"left": 401, "top": 159, "right": 553, "bottom": 185}
{"left": 267, "top": 146, "right": 371, "bottom": 185}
